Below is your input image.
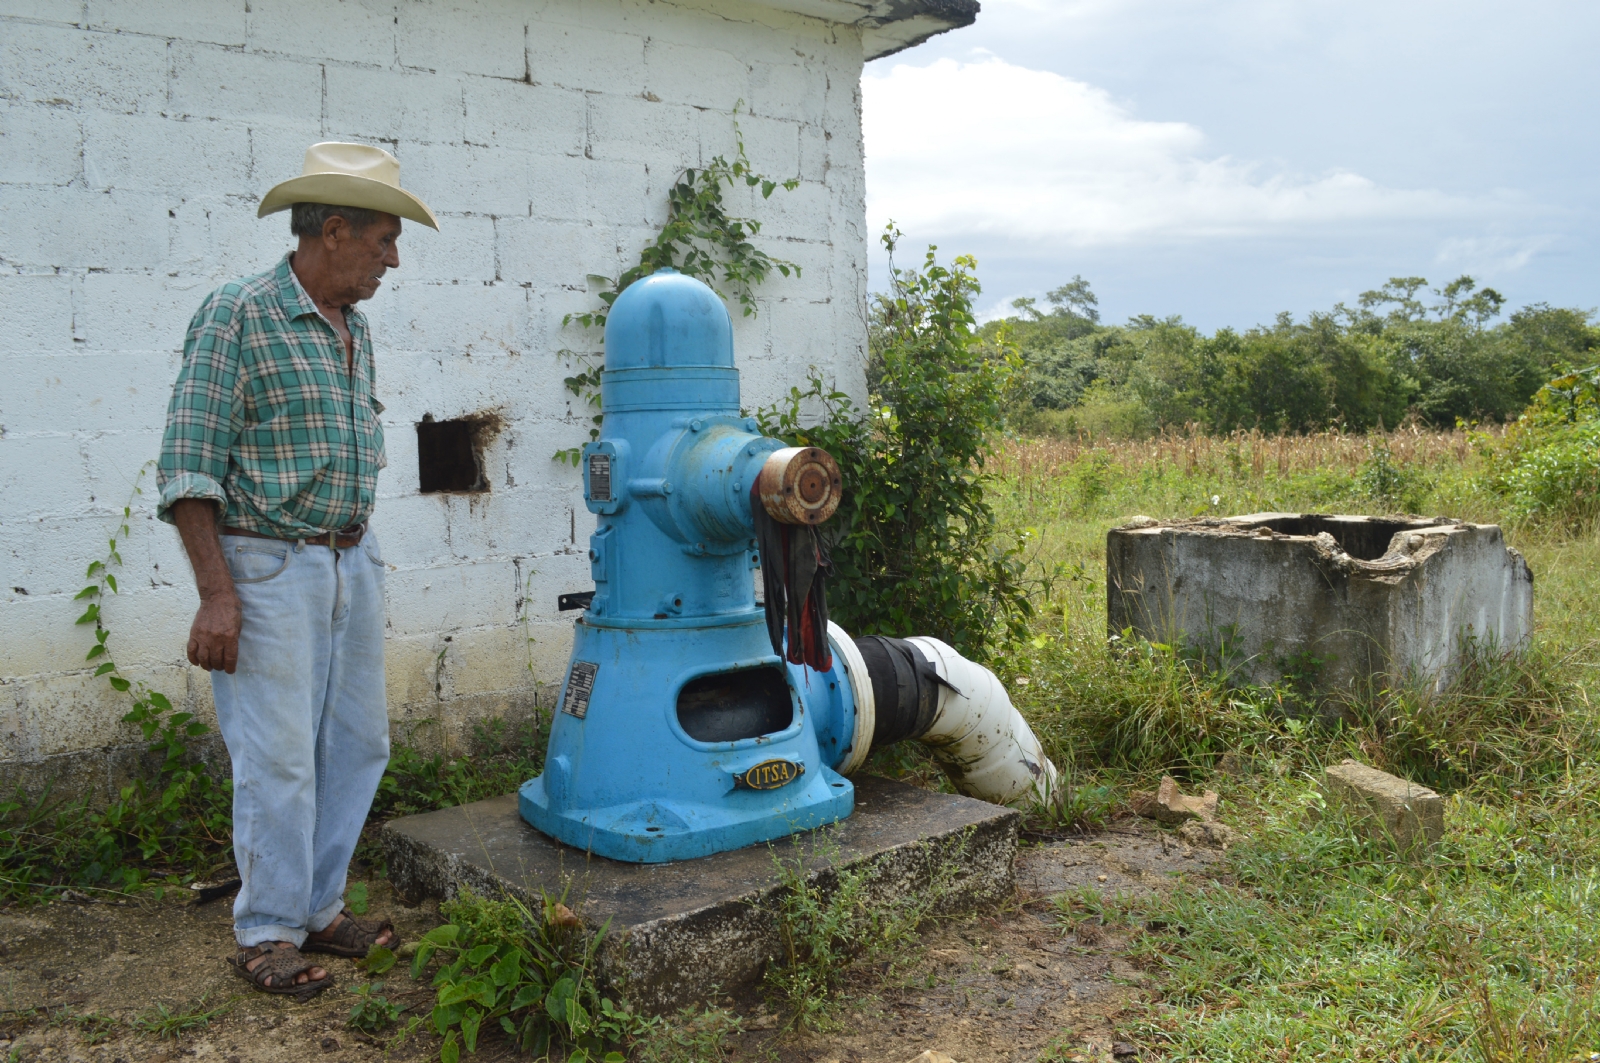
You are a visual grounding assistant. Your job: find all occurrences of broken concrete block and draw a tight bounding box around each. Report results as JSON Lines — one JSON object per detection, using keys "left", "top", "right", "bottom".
{"left": 1130, "top": 776, "right": 1218, "bottom": 824}
{"left": 1322, "top": 759, "right": 1443, "bottom": 851}
{"left": 1107, "top": 514, "right": 1533, "bottom": 702}
{"left": 1177, "top": 820, "right": 1238, "bottom": 850}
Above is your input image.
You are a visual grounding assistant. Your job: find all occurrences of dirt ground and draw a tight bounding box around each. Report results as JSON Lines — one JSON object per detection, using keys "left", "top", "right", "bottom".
{"left": 0, "top": 824, "right": 1221, "bottom": 1063}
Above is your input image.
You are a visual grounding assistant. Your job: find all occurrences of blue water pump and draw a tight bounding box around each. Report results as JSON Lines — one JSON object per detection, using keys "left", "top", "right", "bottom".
{"left": 519, "top": 268, "right": 863, "bottom": 862}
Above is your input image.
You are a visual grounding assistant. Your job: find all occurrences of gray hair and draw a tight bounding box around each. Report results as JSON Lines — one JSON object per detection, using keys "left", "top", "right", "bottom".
{"left": 289, "top": 202, "right": 382, "bottom": 238}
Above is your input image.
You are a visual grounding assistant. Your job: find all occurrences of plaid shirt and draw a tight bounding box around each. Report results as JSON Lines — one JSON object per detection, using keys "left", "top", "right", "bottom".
{"left": 157, "top": 253, "right": 387, "bottom": 538}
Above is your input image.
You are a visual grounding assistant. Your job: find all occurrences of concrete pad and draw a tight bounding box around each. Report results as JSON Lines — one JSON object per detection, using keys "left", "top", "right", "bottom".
{"left": 1322, "top": 759, "right": 1443, "bottom": 852}
{"left": 381, "top": 775, "right": 1020, "bottom": 1013}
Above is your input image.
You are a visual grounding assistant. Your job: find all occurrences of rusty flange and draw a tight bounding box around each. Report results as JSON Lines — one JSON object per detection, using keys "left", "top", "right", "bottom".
{"left": 757, "top": 446, "right": 842, "bottom": 525}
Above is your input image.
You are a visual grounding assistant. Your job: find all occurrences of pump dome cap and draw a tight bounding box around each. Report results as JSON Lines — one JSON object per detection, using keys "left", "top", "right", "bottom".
{"left": 604, "top": 268, "right": 735, "bottom": 370}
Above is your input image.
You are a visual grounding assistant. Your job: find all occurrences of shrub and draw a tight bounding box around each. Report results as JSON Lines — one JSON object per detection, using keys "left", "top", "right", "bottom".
{"left": 758, "top": 226, "right": 1032, "bottom": 658}
{"left": 1476, "top": 364, "right": 1600, "bottom": 532}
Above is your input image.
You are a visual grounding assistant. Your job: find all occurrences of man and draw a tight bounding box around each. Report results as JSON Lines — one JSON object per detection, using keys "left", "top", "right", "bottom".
{"left": 156, "top": 143, "right": 438, "bottom": 996}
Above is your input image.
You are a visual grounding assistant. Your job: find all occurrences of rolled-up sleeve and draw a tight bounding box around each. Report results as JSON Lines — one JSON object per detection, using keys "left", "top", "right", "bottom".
{"left": 156, "top": 290, "right": 244, "bottom": 524}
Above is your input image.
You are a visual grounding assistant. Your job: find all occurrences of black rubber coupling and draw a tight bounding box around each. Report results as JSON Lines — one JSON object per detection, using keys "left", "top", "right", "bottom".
{"left": 854, "top": 636, "right": 948, "bottom": 748}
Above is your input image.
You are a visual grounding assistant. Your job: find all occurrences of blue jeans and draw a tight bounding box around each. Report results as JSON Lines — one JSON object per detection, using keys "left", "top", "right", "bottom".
{"left": 210, "top": 532, "right": 390, "bottom": 948}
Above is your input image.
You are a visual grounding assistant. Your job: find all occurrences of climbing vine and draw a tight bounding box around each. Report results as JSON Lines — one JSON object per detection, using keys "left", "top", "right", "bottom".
{"left": 554, "top": 107, "right": 802, "bottom": 463}
{"left": 0, "top": 466, "right": 234, "bottom": 900}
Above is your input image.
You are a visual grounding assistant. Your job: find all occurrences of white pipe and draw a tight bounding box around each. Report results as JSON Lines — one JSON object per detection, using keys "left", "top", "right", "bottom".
{"left": 905, "top": 637, "right": 1059, "bottom": 807}
{"left": 827, "top": 621, "right": 876, "bottom": 776}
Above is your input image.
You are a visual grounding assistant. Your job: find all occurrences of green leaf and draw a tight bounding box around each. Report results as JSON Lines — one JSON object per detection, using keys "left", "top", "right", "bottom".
{"left": 347, "top": 881, "right": 369, "bottom": 915}
{"left": 422, "top": 925, "right": 461, "bottom": 946}
{"left": 75, "top": 603, "right": 100, "bottom": 625}
{"left": 105, "top": 574, "right": 118, "bottom": 594}
{"left": 412, "top": 941, "right": 437, "bottom": 979}
{"left": 86, "top": 561, "right": 105, "bottom": 578}
{"left": 86, "top": 644, "right": 107, "bottom": 661}
{"left": 109, "top": 677, "right": 131, "bottom": 692}
{"left": 75, "top": 585, "right": 98, "bottom": 600}
{"left": 545, "top": 977, "right": 575, "bottom": 1024}
{"left": 358, "top": 945, "right": 396, "bottom": 975}
{"left": 489, "top": 950, "right": 521, "bottom": 987}
{"left": 460, "top": 1007, "right": 482, "bottom": 1053}
{"left": 439, "top": 1029, "right": 460, "bottom": 1063}
{"left": 147, "top": 691, "right": 172, "bottom": 712}
{"left": 94, "top": 663, "right": 117, "bottom": 676}
{"left": 508, "top": 983, "right": 540, "bottom": 1011}
{"left": 432, "top": 1001, "right": 464, "bottom": 1036}
{"left": 465, "top": 943, "right": 497, "bottom": 967}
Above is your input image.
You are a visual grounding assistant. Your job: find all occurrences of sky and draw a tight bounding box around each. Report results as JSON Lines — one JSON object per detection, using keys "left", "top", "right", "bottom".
{"left": 862, "top": 0, "right": 1600, "bottom": 331}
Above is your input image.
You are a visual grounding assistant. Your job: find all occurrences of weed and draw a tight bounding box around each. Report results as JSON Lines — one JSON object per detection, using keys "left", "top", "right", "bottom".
{"left": 347, "top": 980, "right": 407, "bottom": 1034}
{"left": 53, "top": 1011, "right": 117, "bottom": 1045}
{"left": 631, "top": 1005, "right": 743, "bottom": 1063}
{"left": 409, "top": 888, "right": 642, "bottom": 1062}
{"left": 130, "top": 996, "right": 233, "bottom": 1039}
{"left": 761, "top": 832, "right": 960, "bottom": 1030}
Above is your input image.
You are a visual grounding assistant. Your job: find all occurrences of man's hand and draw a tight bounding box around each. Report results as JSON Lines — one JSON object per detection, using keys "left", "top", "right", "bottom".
{"left": 172, "top": 499, "right": 243, "bottom": 674}
{"left": 189, "top": 590, "right": 242, "bottom": 673}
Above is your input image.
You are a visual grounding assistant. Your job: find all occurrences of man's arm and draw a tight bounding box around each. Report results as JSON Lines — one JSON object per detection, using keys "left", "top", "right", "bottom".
{"left": 172, "top": 499, "right": 242, "bottom": 674}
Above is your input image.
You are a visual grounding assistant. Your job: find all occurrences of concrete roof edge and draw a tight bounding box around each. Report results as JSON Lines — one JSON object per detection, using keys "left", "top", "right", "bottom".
{"left": 742, "top": 0, "right": 979, "bottom": 59}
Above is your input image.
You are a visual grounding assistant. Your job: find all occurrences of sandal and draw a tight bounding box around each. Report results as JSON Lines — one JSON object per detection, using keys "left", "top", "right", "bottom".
{"left": 228, "top": 941, "right": 333, "bottom": 999}
{"left": 300, "top": 907, "right": 399, "bottom": 959}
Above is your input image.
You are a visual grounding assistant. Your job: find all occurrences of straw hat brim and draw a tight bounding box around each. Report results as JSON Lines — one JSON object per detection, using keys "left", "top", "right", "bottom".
{"left": 257, "top": 173, "right": 440, "bottom": 231}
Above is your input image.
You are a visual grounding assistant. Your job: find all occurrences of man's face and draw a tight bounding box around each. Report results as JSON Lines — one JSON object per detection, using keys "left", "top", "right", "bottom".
{"left": 327, "top": 212, "right": 402, "bottom": 304}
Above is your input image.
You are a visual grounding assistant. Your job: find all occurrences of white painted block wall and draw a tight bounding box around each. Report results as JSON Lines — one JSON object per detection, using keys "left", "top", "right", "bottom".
{"left": 0, "top": 0, "right": 871, "bottom": 795}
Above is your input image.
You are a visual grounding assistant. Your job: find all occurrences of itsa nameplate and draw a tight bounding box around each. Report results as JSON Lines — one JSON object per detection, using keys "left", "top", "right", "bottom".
{"left": 733, "top": 758, "right": 805, "bottom": 791}
{"left": 561, "top": 661, "right": 599, "bottom": 719}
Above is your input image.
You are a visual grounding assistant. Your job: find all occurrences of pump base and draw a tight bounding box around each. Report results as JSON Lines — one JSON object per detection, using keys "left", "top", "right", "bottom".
{"left": 520, "top": 766, "right": 853, "bottom": 863}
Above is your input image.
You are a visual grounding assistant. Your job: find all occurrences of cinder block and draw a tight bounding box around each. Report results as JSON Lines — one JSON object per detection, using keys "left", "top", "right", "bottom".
{"left": 0, "top": 352, "right": 179, "bottom": 435}
{"left": 748, "top": 58, "right": 823, "bottom": 124}
{"left": 324, "top": 66, "right": 465, "bottom": 145}
{"left": 396, "top": 0, "right": 527, "bottom": 80}
{"left": 526, "top": 21, "right": 645, "bottom": 93}
{"left": 76, "top": 272, "right": 210, "bottom": 352}
{"left": 583, "top": 93, "right": 698, "bottom": 168}
{"left": 494, "top": 217, "right": 617, "bottom": 291}
{"left": 462, "top": 78, "right": 584, "bottom": 156}
{"left": 0, "top": 273, "right": 75, "bottom": 351}
{"left": 169, "top": 42, "right": 322, "bottom": 125}
{"left": 0, "top": 101, "right": 82, "bottom": 185}
{"left": 0, "top": 22, "right": 169, "bottom": 115}
{"left": 580, "top": 158, "right": 649, "bottom": 227}
{"left": 1322, "top": 759, "right": 1444, "bottom": 851}
{"left": 369, "top": 493, "right": 455, "bottom": 568}
{"left": 85, "top": 0, "right": 247, "bottom": 47}
{"left": 0, "top": 0, "right": 85, "bottom": 25}
{"left": 246, "top": 0, "right": 396, "bottom": 64}
{"left": 383, "top": 558, "right": 519, "bottom": 638}
{"left": 395, "top": 213, "right": 497, "bottom": 284}
{"left": 400, "top": 141, "right": 537, "bottom": 217}
{"left": 82, "top": 111, "right": 252, "bottom": 195}
{"left": 643, "top": 38, "right": 749, "bottom": 110}
{"left": 368, "top": 279, "right": 535, "bottom": 358}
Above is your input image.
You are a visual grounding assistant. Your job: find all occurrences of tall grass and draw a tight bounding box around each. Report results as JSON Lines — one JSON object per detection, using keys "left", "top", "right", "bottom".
{"left": 988, "top": 428, "right": 1600, "bottom": 1060}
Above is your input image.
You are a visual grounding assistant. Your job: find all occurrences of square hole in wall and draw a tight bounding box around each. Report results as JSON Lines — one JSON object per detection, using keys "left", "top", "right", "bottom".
{"left": 417, "top": 414, "right": 493, "bottom": 493}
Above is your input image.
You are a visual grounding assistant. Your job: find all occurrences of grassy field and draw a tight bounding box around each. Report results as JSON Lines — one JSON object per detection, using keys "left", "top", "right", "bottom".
{"left": 989, "top": 427, "right": 1600, "bottom": 1061}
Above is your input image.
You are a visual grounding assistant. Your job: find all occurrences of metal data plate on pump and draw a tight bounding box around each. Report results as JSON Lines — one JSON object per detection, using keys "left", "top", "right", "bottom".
{"left": 587, "top": 453, "right": 612, "bottom": 502}
{"left": 562, "top": 661, "right": 599, "bottom": 719}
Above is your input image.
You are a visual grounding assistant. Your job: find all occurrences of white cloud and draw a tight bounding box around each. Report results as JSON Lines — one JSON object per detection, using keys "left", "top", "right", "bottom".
{"left": 1433, "top": 235, "right": 1552, "bottom": 275}
{"left": 862, "top": 57, "right": 1471, "bottom": 248}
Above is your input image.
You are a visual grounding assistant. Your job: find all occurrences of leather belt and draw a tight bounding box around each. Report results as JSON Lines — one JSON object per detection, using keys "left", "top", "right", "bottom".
{"left": 221, "top": 524, "right": 366, "bottom": 549}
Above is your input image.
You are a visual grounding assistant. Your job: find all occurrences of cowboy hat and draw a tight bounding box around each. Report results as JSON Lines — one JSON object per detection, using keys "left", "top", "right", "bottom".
{"left": 258, "top": 142, "right": 440, "bottom": 230}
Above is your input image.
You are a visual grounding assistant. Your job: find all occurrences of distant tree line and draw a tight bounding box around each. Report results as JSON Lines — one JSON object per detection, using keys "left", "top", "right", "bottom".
{"left": 981, "top": 275, "right": 1600, "bottom": 436}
